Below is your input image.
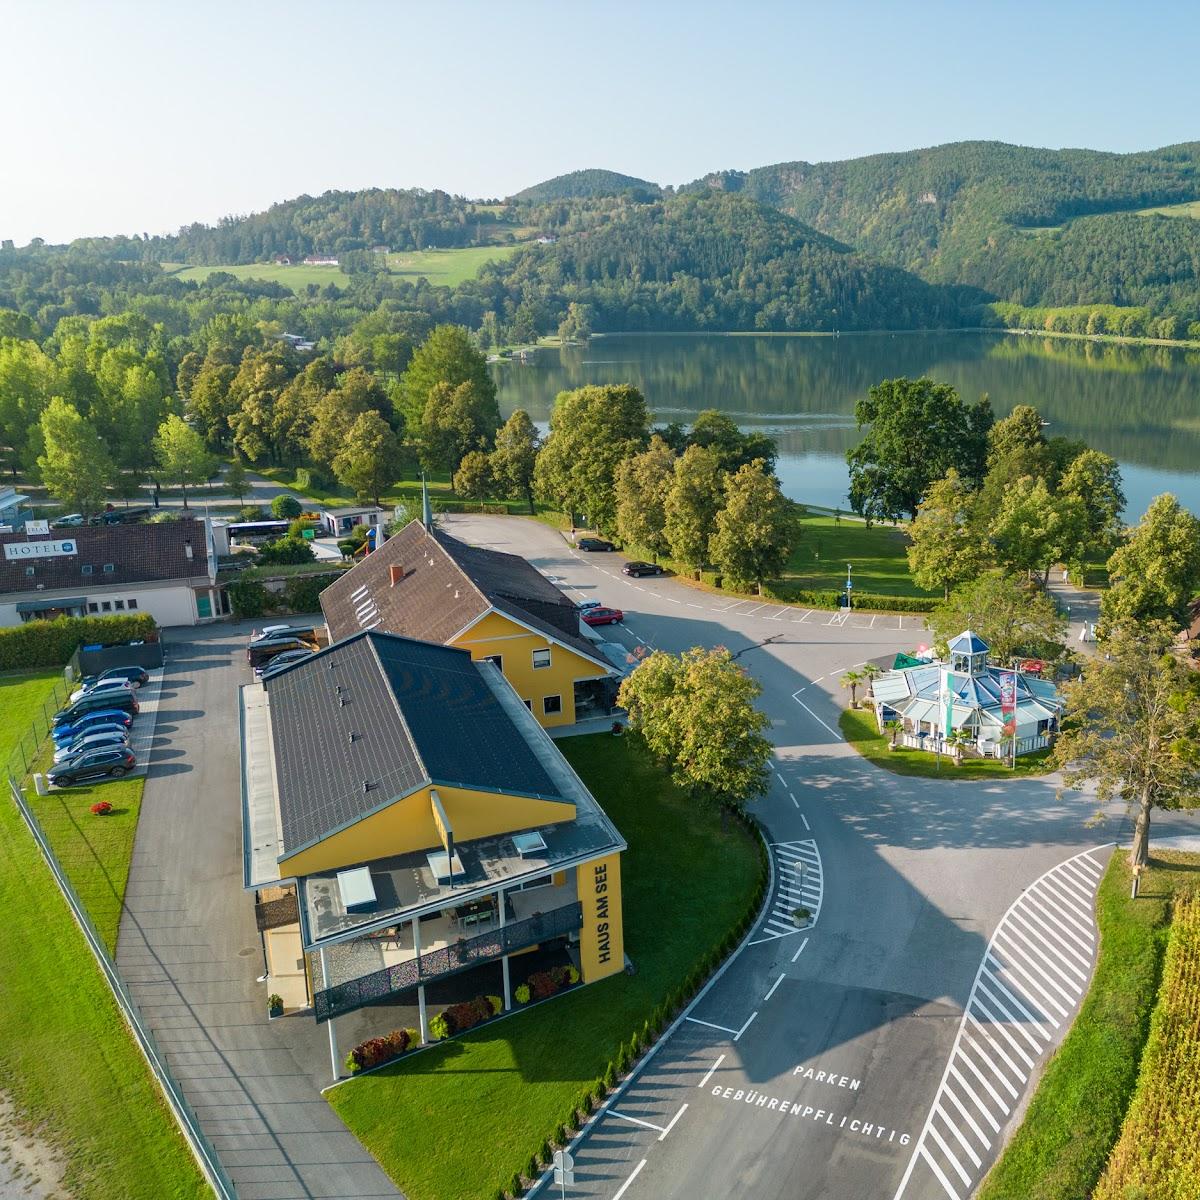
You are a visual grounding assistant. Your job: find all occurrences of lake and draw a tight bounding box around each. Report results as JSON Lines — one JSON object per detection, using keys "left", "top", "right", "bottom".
{"left": 493, "top": 332, "right": 1200, "bottom": 519}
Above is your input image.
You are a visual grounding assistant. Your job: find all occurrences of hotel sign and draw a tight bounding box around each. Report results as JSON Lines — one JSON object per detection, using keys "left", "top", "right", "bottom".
{"left": 4, "top": 539, "right": 77, "bottom": 561}
{"left": 592, "top": 861, "right": 612, "bottom": 966}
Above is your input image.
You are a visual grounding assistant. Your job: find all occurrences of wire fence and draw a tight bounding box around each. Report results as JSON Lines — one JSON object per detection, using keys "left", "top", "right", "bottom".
{"left": 5, "top": 687, "right": 236, "bottom": 1198}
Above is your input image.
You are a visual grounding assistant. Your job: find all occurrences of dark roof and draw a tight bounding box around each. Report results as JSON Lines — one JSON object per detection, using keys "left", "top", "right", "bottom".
{"left": 319, "top": 521, "right": 607, "bottom": 667}
{"left": 265, "top": 631, "right": 565, "bottom": 856}
{"left": 0, "top": 519, "right": 211, "bottom": 595}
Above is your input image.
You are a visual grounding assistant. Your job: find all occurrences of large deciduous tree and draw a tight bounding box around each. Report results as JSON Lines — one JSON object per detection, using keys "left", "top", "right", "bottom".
{"left": 332, "top": 410, "right": 403, "bottom": 506}
{"left": 929, "top": 572, "right": 1067, "bottom": 664}
{"left": 906, "top": 468, "right": 991, "bottom": 598}
{"left": 688, "top": 409, "right": 778, "bottom": 476}
{"left": 988, "top": 476, "right": 1085, "bottom": 583}
{"left": 37, "top": 397, "right": 113, "bottom": 513}
{"left": 534, "top": 384, "right": 650, "bottom": 531}
{"left": 618, "top": 646, "right": 772, "bottom": 815}
{"left": 846, "top": 377, "right": 993, "bottom": 522}
{"left": 1052, "top": 621, "right": 1200, "bottom": 868}
{"left": 663, "top": 444, "right": 723, "bottom": 577}
{"left": 452, "top": 450, "right": 494, "bottom": 501}
{"left": 986, "top": 403, "right": 1045, "bottom": 467}
{"left": 709, "top": 460, "right": 794, "bottom": 593}
{"left": 420, "top": 379, "right": 500, "bottom": 474}
{"left": 308, "top": 367, "right": 389, "bottom": 469}
{"left": 0, "top": 337, "right": 60, "bottom": 476}
{"left": 153, "top": 414, "right": 216, "bottom": 509}
{"left": 1057, "top": 448, "right": 1125, "bottom": 561}
{"left": 614, "top": 435, "right": 676, "bottom": 559}
{"left": 399, "top": 324, "right": 496, "bottom": 435}
{"left": 1101, "top": 493, "right": 1200, "bottom": 630}
{"left": 489, "top": 408, "right": 540, "bottom": 512}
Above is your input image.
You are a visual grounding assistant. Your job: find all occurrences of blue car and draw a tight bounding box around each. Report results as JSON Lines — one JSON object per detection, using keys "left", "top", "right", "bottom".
{"left": 52, "top": 709, "right": 133, "bottom": 746}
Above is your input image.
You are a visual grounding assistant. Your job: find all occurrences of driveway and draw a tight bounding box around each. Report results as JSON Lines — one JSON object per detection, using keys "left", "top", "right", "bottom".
{"left": 115, "top": 623, "right": 402, "bottom": 1199}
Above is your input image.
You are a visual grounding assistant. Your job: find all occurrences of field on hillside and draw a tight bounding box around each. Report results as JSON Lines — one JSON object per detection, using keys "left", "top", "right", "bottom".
{"left": 1136, "top": 199, "right": 1200, "bottom": 219}
{"left": 165, "top": 243, "right": 526, "bottom": 293}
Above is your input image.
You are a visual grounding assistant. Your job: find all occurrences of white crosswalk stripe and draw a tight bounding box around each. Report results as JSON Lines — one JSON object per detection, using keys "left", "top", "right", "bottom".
{"left": 892, "top": 846, "right": 1109, "bottom": 1200}
{"left": 749, "top": 840, "right": 823, "bottom": 944}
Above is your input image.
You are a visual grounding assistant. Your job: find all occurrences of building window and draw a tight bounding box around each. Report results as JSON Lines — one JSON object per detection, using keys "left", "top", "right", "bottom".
{"left": 24, "top": 566, "right": 34, "bottom": 577}
{"left": 114, "top": 599, "right": 125, "bottom": 610}
{"left": 88, "top": 602, "right": 99, "bottom": 613}
{"left": 482, "top": 654, "right": 503, "bottom": 672}
{"left": 127, "top": 598, "right": 137, "bottom": 609}
{"left": 101, "top": 601, "right": 112, "bottom": 612}
{"left": 513, "top": 874, "right": 553, "bottom": 892}
{"left": 102, "top": 564, "right": 115, "bottom": 574}
{"left": 522, "top": 699, "right": 532, "bottom": 711}
{"left": 532, "top": 648, "right": 551, "bottom": 670}
{"left": 543, "top": 694, "right": 562, "bottom": 716}
{"left": 81, "top": 564, "right": 93, "bottom": 575}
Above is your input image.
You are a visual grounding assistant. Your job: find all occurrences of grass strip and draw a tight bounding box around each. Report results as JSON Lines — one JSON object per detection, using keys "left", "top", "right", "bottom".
{"left": 0, "top": 671, "right": 207, "bottom": 1198}
{"left": 329, "top": 733, "right": 762, "bottom": 1200}
{"left": 838, "top": 708, "right": 1052, "bottom": 779}
{"left": 976, "top": 851, "right": 1197, "bottom": 1200}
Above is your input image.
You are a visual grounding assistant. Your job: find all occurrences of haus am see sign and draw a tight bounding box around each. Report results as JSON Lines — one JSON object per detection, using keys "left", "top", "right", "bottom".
{"left": 4, "top": 539, "right": 77, "bottom": 560}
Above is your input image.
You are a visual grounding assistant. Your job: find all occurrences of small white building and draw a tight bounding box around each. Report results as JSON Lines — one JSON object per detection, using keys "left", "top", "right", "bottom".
{"left": 320, "top": 506, "right": 386, "bottom": 537}
{"left": 0, "top": 518, "right": 224, "bottom": 627}
{"left": 302, "top": 255, "right": 340, "bottom": 266}
{"left": 0, "top": 487, "right": 31, "bottom": 530}
{"left": 869, "top": 630, "right": 1064, "bottom": 758}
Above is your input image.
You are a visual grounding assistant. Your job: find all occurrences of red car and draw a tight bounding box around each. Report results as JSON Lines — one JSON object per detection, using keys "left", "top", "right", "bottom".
{"left": 582, "top": 606, "right": 624, "bottom": 626}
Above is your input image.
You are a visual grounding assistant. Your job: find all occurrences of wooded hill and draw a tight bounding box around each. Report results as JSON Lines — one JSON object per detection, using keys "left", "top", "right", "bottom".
{"left": 508, "top": 169, "right": 661, "bottom": 203}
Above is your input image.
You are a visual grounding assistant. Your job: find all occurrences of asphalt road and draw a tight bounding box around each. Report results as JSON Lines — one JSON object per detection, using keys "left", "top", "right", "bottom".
{"left": 440, "top": 514, "right": 1200, "bottom": 1200}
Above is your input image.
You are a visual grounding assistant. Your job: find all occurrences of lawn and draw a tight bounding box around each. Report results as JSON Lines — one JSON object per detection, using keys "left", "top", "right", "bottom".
{"left": 328, "top": 733, "right": 763, "bottom": 1200}
{"left": 1136, "top": 199, "right": 1200, "bottom": 219}
{"left": 978, "top": 849, "right": 1199, "bottom": 1200}
{"left": 838, "top": 708, "right": 1054, "bottom": 779}
{"left": 787, "top": 511, "right": 934, "bottom": 598}
{"left": 0, "top": 671, "right": 207, "bottom": 1199}
{"left": 167, "top": 260, "right": 353, "bottom": 291}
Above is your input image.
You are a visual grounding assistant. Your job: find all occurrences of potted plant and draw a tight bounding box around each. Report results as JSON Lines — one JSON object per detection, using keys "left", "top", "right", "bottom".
{"left": 883, "top": 719, "right": 902, "bottom": 750}
{"left": 267, "top": 993, "right": 284, "bottom": 1018}
{"left": 611, "top": 721, "right": 624, "bottom": 737}
{"left": 792, "top": 906, "right": 811, "bottom": 928}
{"left": 90, "top": 800, "right": 114, "bottom": 816}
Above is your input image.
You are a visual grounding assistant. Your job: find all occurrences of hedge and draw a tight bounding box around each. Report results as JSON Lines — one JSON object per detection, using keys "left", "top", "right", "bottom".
{"left": 0, "top": 612, "right": 158, "bottom": 670}
{"left": 759, "top": 582, "right": 936, "bottom": 613}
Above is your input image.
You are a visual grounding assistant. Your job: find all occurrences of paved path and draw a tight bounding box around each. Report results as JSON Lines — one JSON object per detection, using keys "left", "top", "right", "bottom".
{"left": 116, "top": 625, "right": 402, "bottom": 1200}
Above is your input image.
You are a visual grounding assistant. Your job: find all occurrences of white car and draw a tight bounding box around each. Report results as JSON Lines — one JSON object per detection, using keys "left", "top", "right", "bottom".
{"left": 53, "top": 513, "right": 85, "bottom": 527}
{"left": 70, "top": 678, "right": 135, "bottom": 704}
{"left": 251, "top": 624, "right": 296, "bottom": 642}
{"left": 576, "top": 599, "right": 603, "bottom": 613}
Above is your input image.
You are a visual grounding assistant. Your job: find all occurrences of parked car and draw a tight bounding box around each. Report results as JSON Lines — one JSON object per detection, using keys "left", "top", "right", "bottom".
{"left": 576, "top": 537, "right": 615, "bottom": 552}
{"left": 247, "top": 637, "right": 317, "bottom": 670}
{"left": 48, "top": 746, "right": 136, "bottom": 787}
{"left": 52, "top": 711, "right": 133, "bottom": 746}
{"left": 256, "top": 648, "right": 317, "bottom": 679}
{"left": 582, "top": 606, "right": 624, "bottom": 626}
{"left": 250, "top": 624, "right": 315, "bottom": 644}
{"left": 622, "top": 561, "right": 663, "bottom": 578}
{"left": 52, "top": 513, "right": 85, "bottom": 527}
{"left": 53, "top": 690, "right": 139, "bottom": 728}
{"left": 53, "top": 729, "right": 130, "bottom": 764}
{"left": 80, "top": 665, "right": 149, "bottom": 690}
{"left": 575, "top": 598, "right": 603, "bottom": 613}
{"left": 70, "top": 677, "right": 135, "bottom": 704}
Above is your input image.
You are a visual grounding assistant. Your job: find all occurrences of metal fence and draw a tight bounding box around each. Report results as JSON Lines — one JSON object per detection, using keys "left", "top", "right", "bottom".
{"left": 5, "top": 688, "right": 236, "bottom": 1198}
{"left": 314, "top": 901, "right": 585, "bottom": 1023}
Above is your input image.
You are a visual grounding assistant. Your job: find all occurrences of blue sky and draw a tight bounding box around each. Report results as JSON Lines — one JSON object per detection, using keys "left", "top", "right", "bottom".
{"left": 3, "top": 0, "right": 1198, "bottom": 245}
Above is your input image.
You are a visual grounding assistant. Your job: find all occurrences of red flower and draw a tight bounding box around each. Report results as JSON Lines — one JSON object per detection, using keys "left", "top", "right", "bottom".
{"left": 90, "top": 801, "right": 113, "bottom": 816}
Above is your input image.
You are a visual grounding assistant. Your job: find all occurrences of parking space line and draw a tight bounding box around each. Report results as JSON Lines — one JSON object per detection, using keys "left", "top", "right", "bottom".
{"left": 608, "top": 1110, "right": 665, "bottom": 1134}
{"left": 658, "top": 1103, "right": 688, "bottom": 1141}
{"left": 791, "top": 936, "right": 809, "bottom": 963}
{"left": 733, "top": 1011, "right": 758, "bottom": 1042}
{"left": 763, "top": 973, "right": 786, "bottom": 1002}
{"left": 612, "top": 1159, "right": 647, "bottom": 1200}
{"left": 800, "top": 812, "right": 810, "bottom": 830}
{"left": 792, "top": 695, "right": 843, "bottom": 740}
{"left": 685, "top": 1016, "right": 738, "bottom": 1035}
{"left": 698, "top": 1054, "right": 725, "bottom": 1089}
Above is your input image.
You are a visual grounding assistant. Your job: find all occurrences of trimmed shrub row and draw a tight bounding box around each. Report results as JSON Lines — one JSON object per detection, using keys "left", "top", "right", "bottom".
{"left": 432, "top": 500, "right": 511, "bottom": 516}
{"left": 514, "top": 964, "right": 580, "bottom": 1006}
{"left": 344, "top": 1027, "right": 419, "bottom": 1076}
{"left": 500, "top": 807, "right": 770, "bottom": 1199}
{"left": 0, "top": 612, "right": 158, "bottom": 670}
{"left": 760, "top": 581, "right": 937, "bottom": 613}
{"left": 429, "top": 994, "right": 502, "bottom": 1041}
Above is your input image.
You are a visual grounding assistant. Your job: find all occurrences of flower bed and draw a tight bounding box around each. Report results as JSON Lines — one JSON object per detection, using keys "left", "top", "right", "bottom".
{"left": 429, "top": 994, "right": 501, "bottom": 1041}
{"left": 514, "top": 965, "right": 580, "bottom": 1006}
{"left": 345, "top": 1027, "right": 419, "bottom": 1075}
{"left": 90, "top": 801, "right": 114, "bottom": 816}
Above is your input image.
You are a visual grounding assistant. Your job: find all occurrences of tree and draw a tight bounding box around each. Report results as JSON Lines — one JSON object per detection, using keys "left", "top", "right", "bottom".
{"left": 1057, "top": 449, "right": 1125, "bottom": 561}
{"left": 557, "top": 302, "right": 592, "bottom": 344}
{"left": 224, "top": 457, "right": 248, "bottom": 504}
{"left": 688, "top": 410, "right": 778, "bottom": 476}
{"left": 928, "top": 572, "right": 1067, "bottom": 664}
{"left": 663, "top": 445, "right": 723, "bottom": 577}
{"left": 1052, "top": 622, "right": 1200, "bottom": 867}
{"left": 332, "top": 410, "right": 402, "bottom": 505}
{"left": 36, "top": 398, "right": 113, "bottom": 513}
{"left": 846, "top": 377, "right": 993, "bottom": 521}
{"left": 400, "top": 324, "right": 496, "bottom": 434}
{"left": 453, "top": 450, "right": 494, "bottom": 500}
{"left": 534, "top": 384, "right": 650, "bottom": 531}
{"left": 709, "top": 461, "right": 794, "bottom": 592}
{"left": 271, "top": 494, "right": 303, "bottom": 520}
{"left": 420, "top": 379, "right": 501, "bottom": 474}
{"left": 227, "top": 347, "right": 295, "bottom": 463}
{"left": 490, "top": 408, "right": 540, "bottom": 512}
{"left": 906, "top": 468, "right": 991, "bottom": 598}
{"left": 0, "top": 337, "right": 60, "bottom": 476}
{"left": 988, "top": 476, "right": 1085, "bottom": 583}
{"left": 308, "top": 367, "right": 388, "bottom": 468}
{"left": 840, "top": 670, "right": 866, "bottom": 708}
{"left": 614, "top": 435, "right": 676, "bottom": 559}
{"left": 153, "top": 415, "right": 216, "bottom": 509}
{"left": 186, "top": 351, "right": 239, "bottom": 449}
{"left": 987, "top": 404, "right": 1045, "bottom": 467}
{"left": 617, "top": 646, "right": 772, "bottom": 814}
{"left": 1101, "top": 494, "right": 1200, "bottom": 630}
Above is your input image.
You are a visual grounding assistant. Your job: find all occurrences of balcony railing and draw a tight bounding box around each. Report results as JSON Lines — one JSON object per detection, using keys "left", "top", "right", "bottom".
{"left": 313, "top": 901, "right": 583, "bottom": 1023}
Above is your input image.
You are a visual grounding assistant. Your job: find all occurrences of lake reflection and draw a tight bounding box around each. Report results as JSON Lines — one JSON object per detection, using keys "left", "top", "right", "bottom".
{"left": 493, "top": 332, "right": 1200, "bottom": 518}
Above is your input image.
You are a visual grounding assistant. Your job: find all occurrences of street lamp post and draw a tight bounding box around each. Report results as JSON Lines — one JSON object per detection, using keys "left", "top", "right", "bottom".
{"left": 845, "top": 563, "right": 852, "bottom": 611}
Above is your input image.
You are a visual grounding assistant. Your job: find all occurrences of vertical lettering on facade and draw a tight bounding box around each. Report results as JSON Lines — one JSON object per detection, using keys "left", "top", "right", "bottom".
{"left": 594, "top": 863, "right": 611, "bottom": 964}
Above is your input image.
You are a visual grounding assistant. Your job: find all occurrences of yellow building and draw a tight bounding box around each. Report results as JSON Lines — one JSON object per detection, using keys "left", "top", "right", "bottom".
{"left": 241, "top": 631, "right": 626, "bottom": 1068}
{"left": 319, "top": 519, "right": 617, "bottom": 728}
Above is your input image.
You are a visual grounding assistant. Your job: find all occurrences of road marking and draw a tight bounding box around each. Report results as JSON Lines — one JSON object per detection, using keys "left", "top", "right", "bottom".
{"left": 776, "top": 771, "right": 787, "bottom": 785}
{"left": 800, "top": 813, "right": 811, "bottom": 831}
{"left": 792, "top": 694, "right": 844, "bottom": 740}
{"left": 734, "top": 1011, "right": 758, "bottom": 1042}
{"left": 686, "top": 602, "right": 704, "bottom": 609}
{"left": 698, "top": 1054, "right": 725, "bottom": 1089}
{"left": 788, "top": 791, "right": 799, "bottom": 808}
{"left": 763, "top": 973, "right": 786, "bottom": 1002}
{"left": 892, "top": 847, "right": 1109, "bottom": 1200}
{"left": 612, "top": 1159, "right": 647, "bottom": 1200}
{"left": 743, "top": 603, "right": 768, "bottom": 615}
{"left": 685, "top": 1016, "right": 739, "bottom": 1035}
{"left": 791, "top": 936, "right": 810, "bottom": 963}
{"left": 751, "top": 841, "right": 823, "bottom": 943}
{"left": 870, "top": 614, "right": 878, "bottom": 628}
{"left": 658, "top": 1102, "right": 688, "bottom": 1141}
{"left": 764, "top": 607, "right": 788, "bottom": 621}
{"left": 608, "top": 1110, "right": 665, "bottom": 1133}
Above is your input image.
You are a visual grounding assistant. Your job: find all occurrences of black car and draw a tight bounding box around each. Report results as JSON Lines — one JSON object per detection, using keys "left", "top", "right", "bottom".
{"left": 48, "top": 746, "right": 137, "bottom": 786}
{"left": 577, "top": 537, "right": 615, "bottom": 552}
{"left": 622, "top": 561, "right": 663, "bottom": 578}
{"left": 256, "top": 647, "right": 316, "bottom": 680}
{"left": 247, "top": 636, "right": 316, "bottom": 670}
{"left": 81, "top": 665, "right": 149, "bottom": 689}
{"left": 54, "top": 690, "right": 139, "bottom": 728}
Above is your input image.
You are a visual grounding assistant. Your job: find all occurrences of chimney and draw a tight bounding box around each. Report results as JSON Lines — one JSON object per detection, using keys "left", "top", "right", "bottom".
{"left": 389, "top": 564, "right": 404, "bottom": 586}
